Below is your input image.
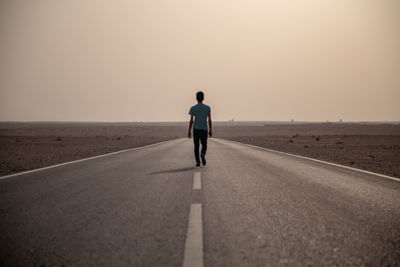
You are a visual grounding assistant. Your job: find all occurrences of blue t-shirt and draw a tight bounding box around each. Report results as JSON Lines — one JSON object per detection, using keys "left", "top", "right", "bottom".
{"left": 189, "top": 103, "right": 211, "bottom": 130}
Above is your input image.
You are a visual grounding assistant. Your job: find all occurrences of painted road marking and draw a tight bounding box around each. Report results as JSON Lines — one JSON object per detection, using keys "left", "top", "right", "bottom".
{"left": 193, "top": 172, "right": 201, "bottom": 190}
{"left": 0, "top": 138, "right": 185, "bottom": 180}
{"left": 183, "top": 203, "right": 204, "bottom": 267}
{"left": 214, "top": 138, "right": 400, "bottom": 183}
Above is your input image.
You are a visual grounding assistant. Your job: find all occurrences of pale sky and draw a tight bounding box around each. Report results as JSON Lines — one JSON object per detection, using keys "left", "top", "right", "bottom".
{"left": 0, "top": 0, "right": 399, "bottom": 122}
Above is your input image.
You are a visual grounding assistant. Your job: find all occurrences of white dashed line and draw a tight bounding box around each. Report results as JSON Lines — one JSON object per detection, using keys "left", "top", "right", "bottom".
{"left": 193, "top": 172, "right": 201, "bottom": 190}
{"left": 183, "top": 203, "right": 204, "bottom": 267}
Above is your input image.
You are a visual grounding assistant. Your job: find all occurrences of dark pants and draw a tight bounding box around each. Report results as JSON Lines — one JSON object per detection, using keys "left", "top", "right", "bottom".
{"left": 193, "top": 129, "right": 208, "bottom": 163}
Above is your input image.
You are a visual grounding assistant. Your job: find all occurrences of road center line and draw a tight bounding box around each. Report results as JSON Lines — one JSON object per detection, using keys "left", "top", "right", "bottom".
{"left": 193, "top": 172, "right": 201, "bottom": 190}
{"left": 183, "top": 203, "right": 204, "bottom": 267}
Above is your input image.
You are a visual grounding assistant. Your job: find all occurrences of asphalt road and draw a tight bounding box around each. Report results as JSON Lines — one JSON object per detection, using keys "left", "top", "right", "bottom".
{"left": 1, "top": 138, "right": 399, "bottom": 266}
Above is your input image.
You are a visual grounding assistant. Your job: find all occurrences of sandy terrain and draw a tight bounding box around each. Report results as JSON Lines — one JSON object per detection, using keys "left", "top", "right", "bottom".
{"left": 1, "top": 122, "right": 399, "bottom": 178}
{"left": 215, "top": 122, "right": 400, "bottom": 178}
{"left": 0, "top": 122, "right": 185, "bottom": 176}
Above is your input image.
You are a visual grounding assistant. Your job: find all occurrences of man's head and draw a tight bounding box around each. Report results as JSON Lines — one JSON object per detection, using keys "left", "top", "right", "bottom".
{"left": 196, "top": 91, "right": 204, "bottom": 102}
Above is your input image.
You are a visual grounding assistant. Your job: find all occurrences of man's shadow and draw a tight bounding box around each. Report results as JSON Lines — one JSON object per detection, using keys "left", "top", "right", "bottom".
{"left": 148, "top": 167, "right": 195, "bottom": 175}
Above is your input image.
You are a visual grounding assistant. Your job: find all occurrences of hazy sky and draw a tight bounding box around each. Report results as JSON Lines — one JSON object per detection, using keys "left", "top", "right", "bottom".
{"left": 1, "top": 0, "right": 399, "bottom": 122}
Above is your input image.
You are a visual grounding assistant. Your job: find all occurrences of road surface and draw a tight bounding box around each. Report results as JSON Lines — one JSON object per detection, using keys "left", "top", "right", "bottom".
{"left": 1, "top": 138, "right": 399, "bottom": 266}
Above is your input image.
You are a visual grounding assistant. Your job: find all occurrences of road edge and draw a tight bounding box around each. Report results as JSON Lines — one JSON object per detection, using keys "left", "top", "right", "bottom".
{"left": 215, "top": 138, "right": 400, "bottom": 183}
{"left": 0, "top": 138, "right": 184, "bottom": 180}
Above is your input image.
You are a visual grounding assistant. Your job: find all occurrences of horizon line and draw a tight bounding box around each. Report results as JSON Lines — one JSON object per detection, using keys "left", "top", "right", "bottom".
{"left": 1, "top": 120, "right": 399, "bottom": 124}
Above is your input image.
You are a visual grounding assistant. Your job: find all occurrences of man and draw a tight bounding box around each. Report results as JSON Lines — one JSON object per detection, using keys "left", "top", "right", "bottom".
{"left": 188, "top": 91, "right": 212, "bottom": 167}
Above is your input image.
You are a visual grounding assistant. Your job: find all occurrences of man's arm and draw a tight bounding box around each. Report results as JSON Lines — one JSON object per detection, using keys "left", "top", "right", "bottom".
{"left": 188, "top": 115, "right": 194, "bottom": 138}
{"left": 208, "top": 112, "right": 212, "bottom": 137}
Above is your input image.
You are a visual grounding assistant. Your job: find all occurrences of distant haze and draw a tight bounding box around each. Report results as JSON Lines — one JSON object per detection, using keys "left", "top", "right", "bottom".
{"left": 0, "top": 0, "right": 399, "bottom": 122}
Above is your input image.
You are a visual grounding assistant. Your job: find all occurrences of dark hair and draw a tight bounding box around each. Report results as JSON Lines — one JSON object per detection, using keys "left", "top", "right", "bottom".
{"left": 196, "top": 91, "right": 204, "bottom": 101}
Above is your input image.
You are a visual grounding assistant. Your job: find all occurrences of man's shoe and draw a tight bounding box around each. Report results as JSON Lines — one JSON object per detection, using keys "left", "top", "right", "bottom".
{"left": 196, "top": 162, "right": 201, "bottom": 167}
{"left": 201, "top": 154, "right": 206, "bottom": 166}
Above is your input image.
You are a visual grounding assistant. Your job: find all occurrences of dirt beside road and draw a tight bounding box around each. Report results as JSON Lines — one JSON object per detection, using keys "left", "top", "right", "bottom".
{"left": 215, "top": 123, "right": 400, "bottom": 178}
{"left": 0, "top": 122, "right": 185, "bottom": 176}
{"left": 1, "top": 122, "right": 399, "bottom": 178}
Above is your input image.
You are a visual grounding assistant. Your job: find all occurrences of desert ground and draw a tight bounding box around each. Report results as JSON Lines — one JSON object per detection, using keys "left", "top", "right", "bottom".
{"left": 0, "top": 122, "right": 399, "bottom": 178}
{"left": 0, "top": 122, "right": 185, "bottom": 176}
{"left": 216, "top": 122, "right": 400, "bottom": 178}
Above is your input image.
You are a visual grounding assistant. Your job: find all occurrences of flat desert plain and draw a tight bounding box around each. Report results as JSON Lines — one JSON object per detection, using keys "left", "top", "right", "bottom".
{"left": 0, "top": 122, "right": 185, "bottom": 176}
{"left": 0, "top": 122, "right": 399, "bottom": 178}
{"left": 216, "top": 122, "right": 400, "bottom": 178}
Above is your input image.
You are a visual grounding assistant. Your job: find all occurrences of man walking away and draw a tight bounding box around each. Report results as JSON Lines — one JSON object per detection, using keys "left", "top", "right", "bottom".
{"left": 188, "top": 91, "right": 212, "bottom": 167}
